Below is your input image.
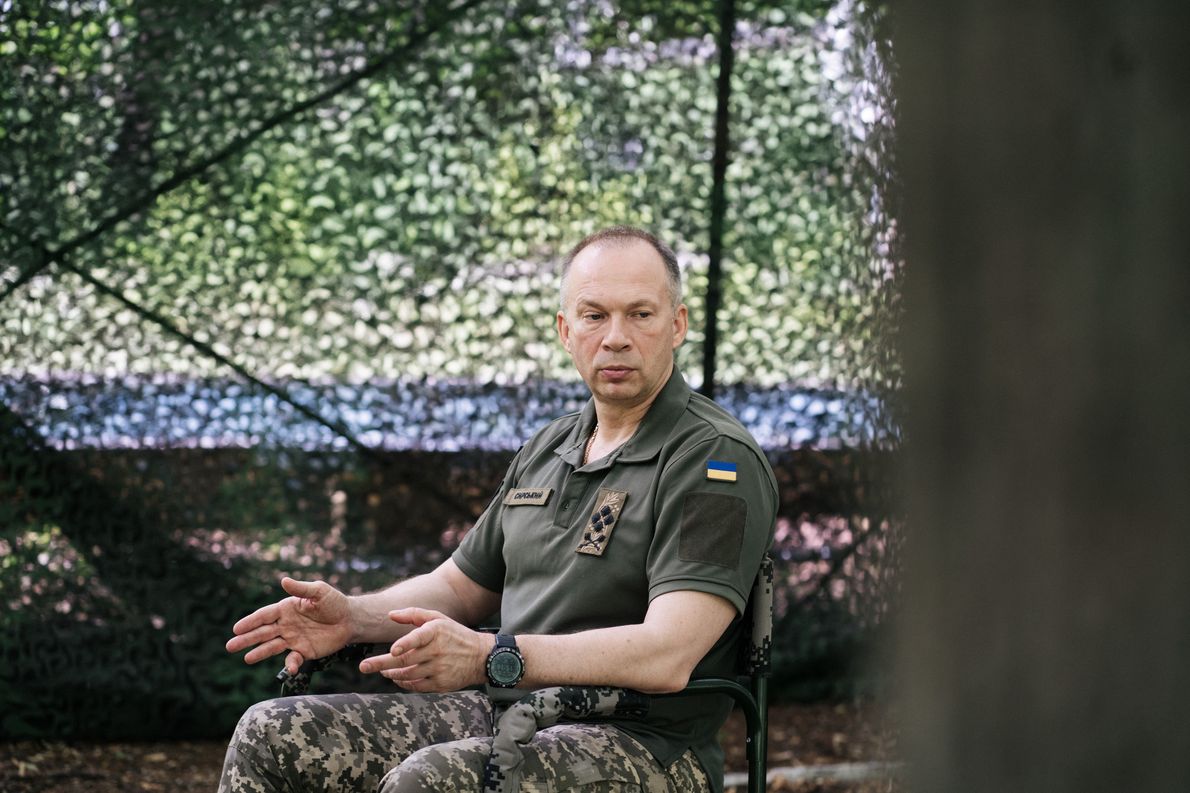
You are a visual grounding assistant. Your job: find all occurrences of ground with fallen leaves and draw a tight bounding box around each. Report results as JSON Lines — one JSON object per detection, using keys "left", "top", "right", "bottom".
{"left": 0, "top": 700, "right": 900, "bottom": 792}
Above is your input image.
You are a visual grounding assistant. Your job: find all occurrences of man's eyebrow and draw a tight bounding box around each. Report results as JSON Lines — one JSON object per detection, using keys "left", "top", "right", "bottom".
{"left": 574, "top": 297, "right": 661, "bottom": 311}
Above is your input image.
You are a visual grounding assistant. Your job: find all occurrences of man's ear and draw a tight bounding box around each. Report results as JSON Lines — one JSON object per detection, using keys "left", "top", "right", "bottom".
{"left": 557, "top": 311, "right": 572, "bottom": 353}
{"left": 672, "top": 304, "right": 689, "bottom": 349}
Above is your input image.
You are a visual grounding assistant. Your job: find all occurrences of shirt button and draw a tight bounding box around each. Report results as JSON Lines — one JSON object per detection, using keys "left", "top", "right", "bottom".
{"left": 561, "top": 499, "right": 573, "bottom": 511}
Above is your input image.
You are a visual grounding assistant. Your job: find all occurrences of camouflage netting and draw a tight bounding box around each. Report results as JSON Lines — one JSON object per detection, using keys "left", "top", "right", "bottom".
{"left": 0, "top": 0, "right": 901, "bottom": 738}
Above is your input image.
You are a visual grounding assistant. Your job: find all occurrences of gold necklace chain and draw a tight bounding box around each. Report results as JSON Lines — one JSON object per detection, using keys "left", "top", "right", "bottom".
{"left": 583, "top": 422, "right": 599, "bottom": 465}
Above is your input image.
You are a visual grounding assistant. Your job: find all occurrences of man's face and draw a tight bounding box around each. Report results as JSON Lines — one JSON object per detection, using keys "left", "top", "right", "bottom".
{"left": 556, "top": 240, "right": 688, "bottom": 411}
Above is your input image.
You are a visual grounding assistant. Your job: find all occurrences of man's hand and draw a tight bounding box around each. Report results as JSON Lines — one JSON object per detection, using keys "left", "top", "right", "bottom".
{"left": 359, "top": 608, "right": 494, "bottom": 693}
{"left": 225, "top": 577, "right": 354, "bottom": 676}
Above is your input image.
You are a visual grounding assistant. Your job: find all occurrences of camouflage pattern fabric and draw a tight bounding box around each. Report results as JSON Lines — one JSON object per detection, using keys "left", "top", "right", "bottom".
{"left": 744, "top": 555, "right": 774, "bottom": 675}
{"left": 219, "top": 690, "right": 708, "bottom": 793}
{"left": 385, "top": 722, "right": 707, "bottom": 793}
{"left": 483, "top": 687, "right": 650, "bottom": 793}
{"left": 219, "top": 691, "right": 493, "bottom": 793}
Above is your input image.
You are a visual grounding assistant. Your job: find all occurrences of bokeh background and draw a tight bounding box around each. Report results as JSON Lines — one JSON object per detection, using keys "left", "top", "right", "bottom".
{"left": 0, "top": 0, "right": 901, "bottom": 739}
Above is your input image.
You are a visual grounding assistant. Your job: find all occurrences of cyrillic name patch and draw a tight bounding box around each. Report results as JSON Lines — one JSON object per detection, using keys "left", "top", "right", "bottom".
{"left": 503, "top": 488, "right": 553, "bottom": 506}
{"left": 576, "top": 488, "right": 628, "bottom": 556}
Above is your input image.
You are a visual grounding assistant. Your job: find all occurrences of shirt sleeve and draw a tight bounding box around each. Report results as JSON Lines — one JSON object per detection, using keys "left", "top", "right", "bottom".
{"left": 452, "top": 447, "right": 524, "bottom": 593}
{"left": 645, "top": 436, "right": 777, "bottom": 614}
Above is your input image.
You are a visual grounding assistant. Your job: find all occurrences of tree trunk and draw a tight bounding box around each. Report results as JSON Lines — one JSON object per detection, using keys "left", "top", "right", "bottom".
{"left": 895, "top": 2, "right": 1190, "bottom": 792}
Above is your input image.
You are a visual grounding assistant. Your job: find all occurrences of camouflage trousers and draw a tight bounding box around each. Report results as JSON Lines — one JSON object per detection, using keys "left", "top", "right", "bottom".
{"left": 219, "top": 691, "right": 710, "bottom": 793}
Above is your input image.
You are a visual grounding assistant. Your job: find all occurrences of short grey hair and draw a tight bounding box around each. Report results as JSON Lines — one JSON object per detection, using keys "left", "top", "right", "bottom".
{"left": 560, "top": 226, "right": 682, "bottom": 311}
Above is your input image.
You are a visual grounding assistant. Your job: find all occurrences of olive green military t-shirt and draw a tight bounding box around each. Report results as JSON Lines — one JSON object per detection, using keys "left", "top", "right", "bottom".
{"left": 453, "top": 367, "right": 778, "bottom": 792}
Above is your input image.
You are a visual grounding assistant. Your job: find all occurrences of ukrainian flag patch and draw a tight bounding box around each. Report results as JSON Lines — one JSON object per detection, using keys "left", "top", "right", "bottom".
{"left": 705, "top": 460, "right": 738, "bottom": 483}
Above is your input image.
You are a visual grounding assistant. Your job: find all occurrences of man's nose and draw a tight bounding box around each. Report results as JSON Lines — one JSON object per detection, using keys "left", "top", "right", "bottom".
{"left": 601, "top": 316, "right": 631, "bottom": 350}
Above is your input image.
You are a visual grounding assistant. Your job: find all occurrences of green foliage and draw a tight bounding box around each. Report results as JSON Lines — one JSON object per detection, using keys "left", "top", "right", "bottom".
{"left": 1, "top": 0, "right": 896, "bottom": 391}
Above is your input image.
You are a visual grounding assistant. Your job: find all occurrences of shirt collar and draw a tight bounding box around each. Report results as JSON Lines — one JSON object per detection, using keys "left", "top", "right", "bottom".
{"left": 555, "top": 366, "right": 692, "bottom": 469}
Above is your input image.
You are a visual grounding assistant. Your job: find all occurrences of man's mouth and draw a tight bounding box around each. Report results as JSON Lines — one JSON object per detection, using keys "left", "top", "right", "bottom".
{"left": 598, "top": 366, "right": 634, "bottom": 381}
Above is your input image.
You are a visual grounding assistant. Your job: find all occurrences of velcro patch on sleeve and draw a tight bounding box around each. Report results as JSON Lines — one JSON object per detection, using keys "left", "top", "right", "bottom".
{"left": 679, "top": 492, "right": 747, "bottom": 568}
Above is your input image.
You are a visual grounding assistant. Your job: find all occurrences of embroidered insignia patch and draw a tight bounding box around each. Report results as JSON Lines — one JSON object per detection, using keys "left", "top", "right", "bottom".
{"left": 575, "top": 488, "right": 628, "bottom": 556}
{"left": 705, "top": 460, "right": 738, "bottom": 482}
{"left": 503, "top": 488, "right": 553, "bottom": 506}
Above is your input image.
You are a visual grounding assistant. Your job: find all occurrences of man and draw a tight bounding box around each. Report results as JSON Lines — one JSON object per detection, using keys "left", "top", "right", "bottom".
{"left": 222, "top": 227, "right": 778, "bottom": 793}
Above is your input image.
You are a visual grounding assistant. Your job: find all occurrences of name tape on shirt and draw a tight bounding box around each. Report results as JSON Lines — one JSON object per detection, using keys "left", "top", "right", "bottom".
{"left": 503, "top": 488, "right": 553, "bottom": 506}
{"left": 705, "top": 460, "right": 738, "bottom": 483}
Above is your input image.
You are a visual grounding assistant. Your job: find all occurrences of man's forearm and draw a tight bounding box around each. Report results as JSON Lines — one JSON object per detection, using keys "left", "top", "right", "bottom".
{"left": 348, "top": 559, "right": 500, "bottom": 644}
{"left": 516, "top": 625, "right": 693, "bottom": 694}
{"left": 514, "top": 589, "right": 737, "bottom": 695}
{"left": 347, "top": 575, "right": 444, "bottom": 644}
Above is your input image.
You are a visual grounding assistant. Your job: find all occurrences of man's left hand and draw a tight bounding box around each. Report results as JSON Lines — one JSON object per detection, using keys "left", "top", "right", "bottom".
{"left": 359, "top": 608, "right": 494, "bottom": 692}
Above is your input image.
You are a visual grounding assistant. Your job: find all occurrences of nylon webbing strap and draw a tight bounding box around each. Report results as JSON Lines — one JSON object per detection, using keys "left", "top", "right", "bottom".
{"left": 275, "top": 644, "right": 372, "bottom": 696}
{"left": 482, "top": 686, "right": 649, "bottom": 793}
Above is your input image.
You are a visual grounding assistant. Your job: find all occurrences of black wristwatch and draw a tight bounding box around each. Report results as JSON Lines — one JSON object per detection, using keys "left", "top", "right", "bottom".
{"left": 485, "top": 633, "right": 525, "bottom": 688}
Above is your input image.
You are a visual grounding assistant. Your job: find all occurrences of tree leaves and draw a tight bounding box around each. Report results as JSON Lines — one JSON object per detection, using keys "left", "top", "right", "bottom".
{"left": 2, "top": 0, "right": 898, "bottom": 392}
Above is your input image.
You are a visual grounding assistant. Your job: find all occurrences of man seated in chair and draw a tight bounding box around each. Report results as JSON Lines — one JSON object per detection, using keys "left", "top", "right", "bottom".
{"left": 222, "top": 226, "right": 777, "bottom": 793}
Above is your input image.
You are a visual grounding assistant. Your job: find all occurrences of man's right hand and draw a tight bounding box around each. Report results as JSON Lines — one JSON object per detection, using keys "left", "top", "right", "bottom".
{"left": 225, "top": 577, "right": 354, "bottom": 677}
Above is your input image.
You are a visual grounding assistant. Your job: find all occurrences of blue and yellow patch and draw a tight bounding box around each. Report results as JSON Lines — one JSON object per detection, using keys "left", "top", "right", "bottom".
{"left": 705, "top": 460, "right": 738, "bottom": 482}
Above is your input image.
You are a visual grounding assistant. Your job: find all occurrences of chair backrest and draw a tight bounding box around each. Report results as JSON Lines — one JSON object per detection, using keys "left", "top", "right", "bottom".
{"left": 743, "top": 553, "right": 775, "bottom": 677}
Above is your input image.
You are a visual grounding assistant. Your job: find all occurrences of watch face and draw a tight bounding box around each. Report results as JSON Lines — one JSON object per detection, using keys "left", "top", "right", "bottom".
{"left": 489, "top": 649, "right": 523, "bottom": 685}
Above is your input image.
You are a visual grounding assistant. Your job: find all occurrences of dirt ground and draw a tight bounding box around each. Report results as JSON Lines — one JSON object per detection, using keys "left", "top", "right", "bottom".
{"left": 0, "top": 700, "right": 900, "bottom": 792}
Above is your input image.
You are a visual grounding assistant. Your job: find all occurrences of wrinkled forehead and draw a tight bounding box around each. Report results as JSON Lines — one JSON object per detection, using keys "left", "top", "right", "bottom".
{"left": 561, "top": 239, "right": 670, "bottom": 306}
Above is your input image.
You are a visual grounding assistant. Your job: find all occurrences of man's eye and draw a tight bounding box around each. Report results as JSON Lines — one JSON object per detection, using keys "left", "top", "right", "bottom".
{"left": 584, "top": 313, "right": 603, "bottom": 321}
